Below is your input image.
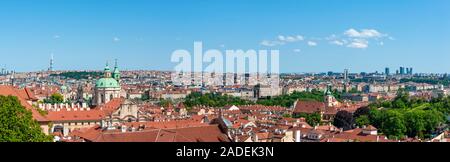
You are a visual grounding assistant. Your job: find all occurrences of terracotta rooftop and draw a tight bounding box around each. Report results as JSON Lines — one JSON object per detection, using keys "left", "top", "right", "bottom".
{"left": 73, "top": 124, "right": 230, "bottom": 142}
{"left": 0, "top": 85, "right": 48, "bottom": 122}
{"left": 293, "top": 100, "right": 325, "bottom": 114}
{"left": 46, "top": 98, "right": 125, "bottom": 122}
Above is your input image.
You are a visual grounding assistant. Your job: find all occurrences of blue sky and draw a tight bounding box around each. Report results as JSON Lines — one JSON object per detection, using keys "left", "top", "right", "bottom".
{"left": 0, "top": 0, "right": 449, "bottom": 73}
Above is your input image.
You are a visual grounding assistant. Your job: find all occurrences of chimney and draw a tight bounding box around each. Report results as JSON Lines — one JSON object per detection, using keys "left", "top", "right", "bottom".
{"left": 295, "top": 130, "right": 301, "bottom": 142}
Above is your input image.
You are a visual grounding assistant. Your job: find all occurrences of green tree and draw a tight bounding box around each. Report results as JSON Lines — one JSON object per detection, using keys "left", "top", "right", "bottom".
{"left": 404, "top": 110, "right": 426, "bottom": 138}
{"left": 0, "top": 95, "right": 52, "bottom": 142}
{"left": 381, "top": 110, "right": 406, "bottom": 139}
{"left": 141, "top": 90, "right": 150, "bottom": 101}
{"left": 257, "top": 90, "right": 326, "bottom": 107}
{"left": 307, "top": 113, "right": 322, "bottom": 126}
{"left": 422, "top": 110, "right": 445, "bottom": 137}
{"left": 184, "top": 92, "right": 254, "bottom": 107}
{"left": 44, "top": 93, "right": 64, "bottom": 104}
{"left": 333, "top": 111, "right": 354, "bottom": 130}
{"left": 282, "top": 113, "right": 292, "bottom": 118}
{"left": 160, "top": 99, "right": 173, "bottom": 107}
{"left": 293, "top": 112, "right": 321, "bottom": 126}
{"left": 355, "top": 115, "right": 370, "bottom": 127}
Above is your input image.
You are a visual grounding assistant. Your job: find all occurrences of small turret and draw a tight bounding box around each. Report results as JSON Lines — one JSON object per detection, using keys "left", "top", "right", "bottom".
{"left": 104, "top": 61, "right": 112, "bottom": 78}
{"left": 113, "top": 59, "right": 121, "bottom": 82}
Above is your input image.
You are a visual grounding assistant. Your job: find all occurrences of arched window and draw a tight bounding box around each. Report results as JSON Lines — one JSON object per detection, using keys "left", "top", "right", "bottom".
{"left": 101, "top": 94, "right": 105, "bottom": 103}
{"left": 110, "top": 94, "right": 114, "bottom": 100}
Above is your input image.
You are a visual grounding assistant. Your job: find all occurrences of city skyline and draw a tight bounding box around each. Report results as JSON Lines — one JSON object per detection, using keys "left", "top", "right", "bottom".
{"left": 0, "top": 0, "right": 449, "bottom": 73}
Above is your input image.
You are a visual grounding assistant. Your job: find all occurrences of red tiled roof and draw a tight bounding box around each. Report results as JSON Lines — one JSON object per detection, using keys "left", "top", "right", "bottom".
{"left": 74, "top": 125, "right": 230, "bottom": 142}
{"left": 256, "top": 132, "right": 271, "bottom": 140}
{"left": 333, "top": 128, "right": 391, "bottom": 142}
{"left": 293, "top": 101, "right": 325, "bottom": 114}
{"left": 364, "top": 125, "right": 378, "bottom": 131}
{"left": 0, "top": 85, "right": 48, "bottom": 122}
{"left": 46, "top": 109, "right": 106, "bottom": 122}
{"left": 46, "top": 98, "right": 125, "bottom": 122}
{"left": 124, "top": 119, "right": 209, "bottom": 129}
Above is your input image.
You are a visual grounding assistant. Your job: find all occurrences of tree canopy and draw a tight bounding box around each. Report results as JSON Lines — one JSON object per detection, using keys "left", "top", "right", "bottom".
{"left": 257, "top": 90, "right": 325, "bottom": 107}
{"left": 293, "top": 112, "right": 322, "bottom": 126}
{"left": 183, "top": 92, "right": 255, "bottom": 108}
{"left": 333, "top": 111, "right": 354, "bottom": 131}
{"left": 0, "top": 95, "right": 52, "bottom": 142}
{"left": 342, "top": 95, "right": 448, "bottom": 139}
{"left": 50, "top": 71, "right": 103, "bottom": 80}
{"left": 43, "top": 93, "right": 64, "bottom": 104}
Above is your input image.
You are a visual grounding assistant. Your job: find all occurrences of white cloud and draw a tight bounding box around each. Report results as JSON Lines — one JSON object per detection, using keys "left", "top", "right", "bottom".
{"left": 261, "top": 28, "right": 391, "bottom": 49}
{"left": 331, "top": 40, "right": 345, "bottom": 46}
{"left": 325, "top": 34, "right": 337, "bottom": 40}
{"left": 335, "top": 28, "right": 391, "bottom": 49}
{"left": 261, "top": 40, "right": 284, "bottom": 47}
{"left": 347, "top": 39, "right": 369, "bottom": 49}
{"left": 113, "top": 37, "right": 120, "bottom": 42}
{"left": 285, "top": 36, "right": 296, "bottom": 42}
{"left": 285, "top": 35, "right": 304, "bottom": 42}
{"left": 220, "top": 44, "right": 225, "bottom": 48}
{"left": 262, "top": 34, "right": 304, "bottom": 46}
{"left": 344, "top": 28, "right": 387, "bottom": 38}
{"left": 293, "top": 49, "right": 301, "bottom": 53}
{"left": 260, "top": 40, "right": 274, "bottom": 46}
{"left": 307, "top": 41, "right": 317, "bottom": 46}
{"left": 53, "top": 35, "right": 60, "bottom": 39}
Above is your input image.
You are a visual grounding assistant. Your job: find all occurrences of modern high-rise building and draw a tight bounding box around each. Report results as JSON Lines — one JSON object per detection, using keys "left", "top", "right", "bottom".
{"left": 400, "top": 67, "right": 405, "bottom": 75}
{"left": 327, "top": 71, "right": 333, "bottom": 76}
{"left": 344, "top": 69, "right": 349, "bottom": 81}
{"left": 385, "top": 67, "right": 390, "bottom": 76}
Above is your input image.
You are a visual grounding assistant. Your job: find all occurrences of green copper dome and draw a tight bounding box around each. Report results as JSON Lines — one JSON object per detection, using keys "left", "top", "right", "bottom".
{"left": 95, "top": 78, "right": 120, "bottom": 88}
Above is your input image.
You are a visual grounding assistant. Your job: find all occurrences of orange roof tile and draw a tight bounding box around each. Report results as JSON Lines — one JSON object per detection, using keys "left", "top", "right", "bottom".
{"left": 0, "top": 85, "right": 48, "bottom": 122}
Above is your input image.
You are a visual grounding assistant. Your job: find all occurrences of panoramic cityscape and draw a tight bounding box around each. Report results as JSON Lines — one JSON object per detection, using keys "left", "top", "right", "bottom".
{"left": 1, "top": 0, "right": 450, "bottom": 144}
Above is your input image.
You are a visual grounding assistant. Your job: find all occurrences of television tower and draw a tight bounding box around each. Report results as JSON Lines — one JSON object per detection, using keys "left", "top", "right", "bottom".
{"left": 49, "top": 54, "right": 54, "bottom": 72}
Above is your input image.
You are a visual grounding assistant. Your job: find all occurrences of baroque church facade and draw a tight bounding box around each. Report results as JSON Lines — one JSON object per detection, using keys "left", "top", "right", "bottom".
{"left": 93, "top": 60, "right": 121, "bottom": 106}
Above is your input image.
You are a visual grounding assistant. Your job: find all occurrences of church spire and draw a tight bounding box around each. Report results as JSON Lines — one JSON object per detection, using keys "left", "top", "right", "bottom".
{"left": 104, "top": 61, "right": 112, "bottom": 78}
{"left": 113, "top": 59, "right": 121, "bottom": 82}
